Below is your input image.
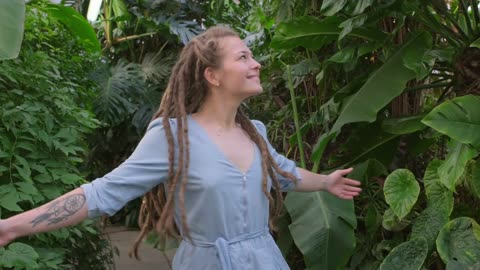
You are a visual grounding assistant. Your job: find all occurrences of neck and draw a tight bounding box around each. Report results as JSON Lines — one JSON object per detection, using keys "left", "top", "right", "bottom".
{"left": 193, "top": 94, "right": 242, "bottom": 129}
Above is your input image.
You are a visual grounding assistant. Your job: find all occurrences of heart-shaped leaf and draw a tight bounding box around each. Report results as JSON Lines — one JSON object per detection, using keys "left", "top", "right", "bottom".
{"left": 384, "top": 169, "right": 420, "bottom": 220}
{"left": 422, "top": 95, "right": 480, "bottom": 148}
{"left": 436, "top": 217, "right": 480, "bottom": 266}
{"left": 379, "top": 237, "right": 428, "bottom": 270}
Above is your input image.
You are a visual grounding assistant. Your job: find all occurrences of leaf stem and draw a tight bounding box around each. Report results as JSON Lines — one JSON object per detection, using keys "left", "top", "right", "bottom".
{"left": 286, "top": 65, "right": 306, "bottom": 168}
{"left": 405, "top": 81, "right": 452, "bottom": 92}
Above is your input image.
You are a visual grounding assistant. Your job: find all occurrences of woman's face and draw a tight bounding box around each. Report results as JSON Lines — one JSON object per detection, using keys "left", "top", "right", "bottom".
{"left": 209, "top": 36, "right": 262, "bottom": 99}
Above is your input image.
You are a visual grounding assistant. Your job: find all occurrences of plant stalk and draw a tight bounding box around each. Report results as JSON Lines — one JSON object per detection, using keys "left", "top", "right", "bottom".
{"left": 286, "top": 65, "right": 306, "bottom": 168}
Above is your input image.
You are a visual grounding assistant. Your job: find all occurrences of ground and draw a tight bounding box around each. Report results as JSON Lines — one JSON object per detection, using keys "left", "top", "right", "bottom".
{"left": 106, "top": 226, "right": 176, "bottom": 270}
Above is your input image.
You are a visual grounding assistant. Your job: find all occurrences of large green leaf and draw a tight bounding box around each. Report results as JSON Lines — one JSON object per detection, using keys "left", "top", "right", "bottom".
{"left": 446, "top": 261, "right": 480, "bottom": 270}
{"left": 437, "top": 141, "right": 477, "bottom": 191}
{"left": 0, "top": 243, "right": 39, "bottom": 268}
{"left": 471, "top": 159, "right": 480, "bottom": 199}
{"left": 379, "top": 237, "right": 428, "bottom": 270}
{"left": 383, "top": 169, "right": 420, "bottom": 220}
{"left": 285, "top": 191, "right": 356, "bottom": 269}
{"left": 46, "top": 4, "right": 100, "bottom": 53}
{"left": 270, "top": 16, "right": 387, "bottom": 50}
{"left": 320, "top": 0, "right": 349, "bottom": 16}
{"left": 471, "top": 37, "right": 480, "bottom": 49}
{"left": 382, "top": 208, "right": 409, "bottom": 232}
{"left": 410, "top": 207, "right": 449, "bottom": 253}
{"left": 422, "top": 95, "right": 480, "bottom": 148}
{"left": 0, "top": 184, "right": 22, "bottom": 212}
{"left": 423, "top": 159, "right": 454, "bottom": 215}
{"left": 381, "top": 114, "right": 428, "bottom": 135}
{"left": 0, "top": 0, "right": 25, "bottom": 60}
{"left": 330, "top": 31, "right": 432, "bottom": 133}
{"left": 436, "top": 217, "right": 480, "bottom": 266}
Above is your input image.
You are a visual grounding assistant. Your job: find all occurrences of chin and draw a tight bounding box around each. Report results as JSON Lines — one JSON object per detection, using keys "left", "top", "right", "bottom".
{"left": 245, "top": 87, "right": 263, "bottom": 98}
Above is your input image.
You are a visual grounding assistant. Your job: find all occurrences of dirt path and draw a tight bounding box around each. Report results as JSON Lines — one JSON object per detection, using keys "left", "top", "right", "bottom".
{"left": 105, "top": 226, "right": 176, "bottom": 270}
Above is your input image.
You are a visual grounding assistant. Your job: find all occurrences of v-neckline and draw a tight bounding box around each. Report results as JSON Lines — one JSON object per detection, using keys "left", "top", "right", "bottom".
{"left": 188, "top": 115, "right": 257, "bottom": 175}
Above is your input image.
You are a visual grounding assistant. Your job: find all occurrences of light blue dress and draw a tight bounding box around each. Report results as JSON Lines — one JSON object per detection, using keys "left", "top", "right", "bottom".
{"left": 81, "top": 115, "right": 301, "bottom": 270}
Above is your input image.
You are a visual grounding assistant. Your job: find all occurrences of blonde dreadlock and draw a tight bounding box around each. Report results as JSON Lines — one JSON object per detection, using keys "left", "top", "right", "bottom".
{"left": 129, "top": 26, "right": 297, "bottom": 260}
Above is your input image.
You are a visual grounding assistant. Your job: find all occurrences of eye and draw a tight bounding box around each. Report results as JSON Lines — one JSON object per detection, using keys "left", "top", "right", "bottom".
{"left": 239, "top": 55, "right": 247, "bottom": 60}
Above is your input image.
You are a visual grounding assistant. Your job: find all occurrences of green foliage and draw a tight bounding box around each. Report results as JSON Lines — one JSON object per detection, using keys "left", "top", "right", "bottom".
{"left": 422, "top": 95, "right": 480, "bottom": 148}
{"left": 284, "top": 191, "right": 356, "bottom": 270}
{"left": 383, "top": 169, "right": 419, "bottom": 220}
{"left": 379, "top": 237, "right": 428, "bottom": 270}
{"left": 437, "top": 218, "right": 480, "bottom": 266}
{"left": 330, "top": 31, "right": 432, "bottom": 133}
{"left": 437, "top": 141, "right": 477, "bottom": 191}
{"left": 0, "top": 2, "right": 114, "bottom": 269}
{"left": 46, "top": 4, "right": 101, "bottom": 53}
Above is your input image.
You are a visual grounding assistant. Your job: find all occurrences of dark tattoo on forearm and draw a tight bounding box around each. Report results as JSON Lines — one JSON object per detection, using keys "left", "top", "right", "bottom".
{"left": 30, "top": 194, "right": 86, "bottom": 227}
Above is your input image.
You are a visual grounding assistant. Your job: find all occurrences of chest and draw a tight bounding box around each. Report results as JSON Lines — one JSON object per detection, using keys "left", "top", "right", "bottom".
{"left": 204, "top": 128, "right": 255, "bottom": 174}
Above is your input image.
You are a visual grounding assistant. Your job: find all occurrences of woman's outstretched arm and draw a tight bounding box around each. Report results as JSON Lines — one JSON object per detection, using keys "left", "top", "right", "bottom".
{"left": 294, "top": 167, "right": 362, "bottom": 199}
{"left": 0, "top": 187, "right": 87, "bottom": 247}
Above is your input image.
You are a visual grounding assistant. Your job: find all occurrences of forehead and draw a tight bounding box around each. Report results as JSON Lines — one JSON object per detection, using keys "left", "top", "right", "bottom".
{"left": 218, "top": 36, "right": 251, "bottom": 55}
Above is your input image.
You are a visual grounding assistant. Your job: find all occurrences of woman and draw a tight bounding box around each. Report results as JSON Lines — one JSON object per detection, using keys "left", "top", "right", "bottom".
{"left": 0, "top": 26, "right": 361, "bottom": 269}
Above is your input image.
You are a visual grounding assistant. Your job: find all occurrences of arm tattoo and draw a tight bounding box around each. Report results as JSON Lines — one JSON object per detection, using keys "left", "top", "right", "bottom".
{"left": 30, "top": 194, "right": 86, "bottom": 227}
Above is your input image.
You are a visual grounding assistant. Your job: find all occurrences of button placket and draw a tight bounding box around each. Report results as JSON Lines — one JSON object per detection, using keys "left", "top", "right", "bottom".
{"left": 241, "top": 173, "right": 248, "bottom": 234}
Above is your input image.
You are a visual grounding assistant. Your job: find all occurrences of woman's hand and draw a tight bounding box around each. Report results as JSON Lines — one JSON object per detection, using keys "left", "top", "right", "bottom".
{"left": 326, "top": 168, "right": 362, "bottom": 200}
{"left": 0, "top": 219, "right": 16, "bottom": 247}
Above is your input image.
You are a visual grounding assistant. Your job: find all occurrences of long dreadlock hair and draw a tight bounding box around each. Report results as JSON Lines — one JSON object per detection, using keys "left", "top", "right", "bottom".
{"left": 129, "top": 26, "right": 297, "bottom": 259}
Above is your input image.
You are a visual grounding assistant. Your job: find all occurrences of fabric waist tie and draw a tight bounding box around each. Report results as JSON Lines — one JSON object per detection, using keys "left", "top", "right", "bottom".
{"left": 189, "top": 229, "right": 268, "bottom": 270}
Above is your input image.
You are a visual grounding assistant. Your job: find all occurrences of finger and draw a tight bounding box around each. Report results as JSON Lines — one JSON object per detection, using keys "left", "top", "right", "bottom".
{"left": 344, "top": 186, "right": 362, "bottom": 192}
{"left": 344, "top": 179, "right": 362, "bottom": 186}
{"left": 339, "top": 194, "right": 354, "bottom": 200}
{"left": 339, "top": 168, "right": 354, "bottom": 175}
{"left": 342, "top": 191, "right": 360, "bottom": 197}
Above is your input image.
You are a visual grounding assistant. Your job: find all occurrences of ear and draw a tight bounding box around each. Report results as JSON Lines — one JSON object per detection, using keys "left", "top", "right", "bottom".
{"left": 204, "top": 67, "right": 221, "bottom": 87}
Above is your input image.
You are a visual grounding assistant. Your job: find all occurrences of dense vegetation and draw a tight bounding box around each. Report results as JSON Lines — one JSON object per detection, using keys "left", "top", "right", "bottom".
{"left": 1, "top": 0, "right": 480, "bottom": 269}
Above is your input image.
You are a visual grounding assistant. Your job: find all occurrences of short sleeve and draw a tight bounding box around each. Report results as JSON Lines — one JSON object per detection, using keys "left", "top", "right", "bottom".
{"left": 81, "top": 118, "right": 174, "bottom": 218}
{"left": 251, "top": 120, "right": 301, "bottom": 192}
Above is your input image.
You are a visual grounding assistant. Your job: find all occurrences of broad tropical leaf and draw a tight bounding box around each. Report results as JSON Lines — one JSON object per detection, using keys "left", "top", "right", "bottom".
{"left": 92, "top": 59, "right": 145, "bottom": 125}
{"left": 0, "top": 0, "right": 25, "bottom": 60}
{"left": 423, "top": 159, "right": 454, "bottom": 215}
{"left": 422, "top": 95, "right": 480, "bottom": 148}
{"left": 46, "top": 4, "right": 100, "bottom": 53}
{"left": 320, "top": 0, "right": 349, "bottom": 16}
{"left": 379, "top": 237, "right": 428, "bottom": 270}
{"left": 0, "top": 242, "right": 39, "bottom": 269}
{"left": 436, "top": 217, "right": 480, "bottom": 266}
{"left": 410, "top": 207, "right": 449, "bottom": 252}
{"left": 285, "top": 191, "right": 356, "bottom": 269}
{"left": 331, "top": 31, "right": 432, "bottom": 133}
{"left": 437, "top": 141, "right": 477, "bottom": 191}
{"left": 382, "top": 208, "right": 409, "bottom": 232}
{"left": 446, "top": 261, "right": 480, "bottom": 270}
{"left": 384, "top": 169, "right": 420, "bottom": 220}
{"left": 471, "top": 37, "right": 480, "bottom": 49}
{"left": 111, "top": 0, "right": 130, "bottom": 30}
{"left": 472, "top": 159, "right": 480, "bottom": 199}
{"left": 381, "top": 114, "right": 427, "bottom": 135}
{"left": 270, "top": 16, "right": 387, "bottom": 50}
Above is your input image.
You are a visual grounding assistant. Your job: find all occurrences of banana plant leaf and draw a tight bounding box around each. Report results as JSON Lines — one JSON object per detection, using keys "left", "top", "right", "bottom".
{"left": 46, "top": 4, "right": 100, "bottom": 53}
{"left": 271, "top": 16, "right": 388, "bottom": 50}
{"left": 330, "top": 31, "right": 432, "bottom": 134}
{"left": 285, "top": 191, "right": 356, "bottom": 269}
{"left": 422, "top": 95, "right": 480, "bottom": 148}
{"left": 0, "top": 0, "right": 25, "bottom": 60}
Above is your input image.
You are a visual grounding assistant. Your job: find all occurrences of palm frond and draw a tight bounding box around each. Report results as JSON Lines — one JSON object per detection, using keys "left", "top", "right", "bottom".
{"left": 141, "top": 48, "right": 176, "bottom": 84}
{"left": 91, "top": 59, "right": 146, "bottom": 126}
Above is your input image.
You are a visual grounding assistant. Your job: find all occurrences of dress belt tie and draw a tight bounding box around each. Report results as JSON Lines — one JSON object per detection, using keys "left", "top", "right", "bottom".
{"left": 190, "top": 229, "right": 268, "bottom": 270}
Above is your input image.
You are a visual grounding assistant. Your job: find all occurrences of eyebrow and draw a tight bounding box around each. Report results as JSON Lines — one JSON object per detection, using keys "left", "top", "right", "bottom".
{"left": 237, "top": 50, "right": 253, "bottom": 56}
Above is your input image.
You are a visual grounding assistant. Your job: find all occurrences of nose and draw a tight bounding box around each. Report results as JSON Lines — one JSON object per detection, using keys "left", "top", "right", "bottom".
{"left": 252, "top": 58, "right": 261, "bottom": 70}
